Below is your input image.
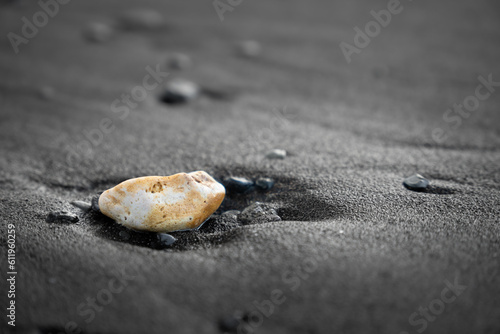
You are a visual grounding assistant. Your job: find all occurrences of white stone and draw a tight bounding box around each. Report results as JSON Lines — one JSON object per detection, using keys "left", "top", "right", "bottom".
{"left": 98, "top": 171, "right": 225, "bottom": 233}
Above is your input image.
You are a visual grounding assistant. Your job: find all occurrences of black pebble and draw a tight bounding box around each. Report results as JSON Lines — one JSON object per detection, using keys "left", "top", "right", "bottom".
{"left": 46, "top": 211, "right": 79, "bottom": 224}
{"left": 255, "top": 177, "right": 275, "bottom": 191}
{"left": 223, "top": 177, "right": 254, "bottom": 194}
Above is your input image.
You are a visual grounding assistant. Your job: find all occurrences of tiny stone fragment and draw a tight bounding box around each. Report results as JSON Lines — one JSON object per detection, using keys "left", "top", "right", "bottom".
{"left": 239, "top": 202, "right": 281, "bottom": 225}
{"left": 46, "top": 211, "right": 79, "bottom": 224}
{"left": 265, "top": 149, "right": 286, "bottom": 159}
{"left": 255, "top": 177, "right": 274, "bottom": 191}
{"left": 403, "top": 174, "right": 430, "bottom": 191}
{"left": 223, "top": 177, "right": 254, "bottom": 194}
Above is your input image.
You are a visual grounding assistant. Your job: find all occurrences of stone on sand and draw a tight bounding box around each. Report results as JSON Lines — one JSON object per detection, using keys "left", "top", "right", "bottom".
{"left": 403, "top": 174, "right": 430, "bottom": 191}
{"left": 160, "top": 79, "right": 200, "bottom": 104}
{"left": 266, "top": 149, "right": 286, "bottom": 159}
{"left": 98, "top": 171, "right": 225, "bottom": 233}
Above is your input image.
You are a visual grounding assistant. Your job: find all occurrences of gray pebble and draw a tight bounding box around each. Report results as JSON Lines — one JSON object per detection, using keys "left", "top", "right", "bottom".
{"left": 46, "top": 211, "right": 79, "bottom": 224}
{"left": 255, "top": 177, "right": 275, "bottom": 191}
{"left": 265, "top": 149, "right": 286, "bottom": 159}
{"left": 239, "top": 202, "right": 281, "bottom": 225}
{"left": 403, "top": 174, "right": 430, "bottom": 191}
{"left": 160, "top": 79, "right": 199, "bottom": 105}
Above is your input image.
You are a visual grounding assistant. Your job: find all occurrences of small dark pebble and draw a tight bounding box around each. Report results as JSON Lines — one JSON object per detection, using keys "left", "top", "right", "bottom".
{"left": 403, "top": 174, "right": 430, "bottom": 191}
{"left": 156, "top": 233, "right": 177, "bottom": 248}
{"left": 223, "top": 177, "right": 254, "bottom": 194}
{"left": 46, "top": 211, "right": 79, "bottom": 224}
{"left": 255, "top": 177, "right": 275, "bottom": 191}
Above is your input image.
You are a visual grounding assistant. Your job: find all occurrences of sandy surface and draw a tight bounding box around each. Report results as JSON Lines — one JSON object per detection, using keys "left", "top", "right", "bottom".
{"left": 1, "top": 0, "right": 499, "bottom": 333}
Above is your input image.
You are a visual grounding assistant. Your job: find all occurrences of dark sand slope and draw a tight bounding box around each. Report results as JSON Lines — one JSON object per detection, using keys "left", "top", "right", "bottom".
{"left": 1, "top": 0, "right": 499, "bottom": 333}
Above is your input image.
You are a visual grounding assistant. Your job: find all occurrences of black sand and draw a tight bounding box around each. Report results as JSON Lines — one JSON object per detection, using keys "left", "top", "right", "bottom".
{"left": 1, "top": 0, "right": 499, "bottom": 333}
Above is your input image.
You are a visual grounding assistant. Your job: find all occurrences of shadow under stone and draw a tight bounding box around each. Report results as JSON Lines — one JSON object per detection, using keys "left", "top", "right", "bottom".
{"left": 425, "top": 185, "right": 458, "bottom": 195}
